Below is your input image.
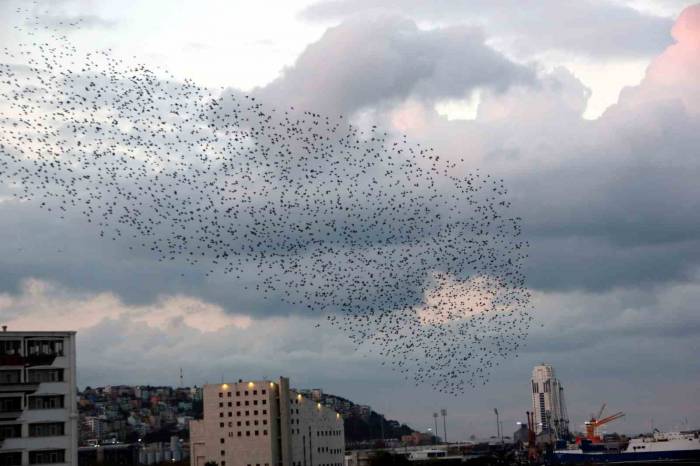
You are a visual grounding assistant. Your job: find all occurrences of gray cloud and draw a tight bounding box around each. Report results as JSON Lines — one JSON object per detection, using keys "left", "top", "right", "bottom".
{"left": 256, "top": 16, "right": 534, "bottom": 115}
{"left": 302, "top": 0, "right": 676, "bottom": 59}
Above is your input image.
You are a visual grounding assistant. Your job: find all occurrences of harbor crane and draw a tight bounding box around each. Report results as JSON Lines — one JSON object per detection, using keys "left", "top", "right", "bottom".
{"left": 584, "top": 403, "right": 625, "bottom": 443}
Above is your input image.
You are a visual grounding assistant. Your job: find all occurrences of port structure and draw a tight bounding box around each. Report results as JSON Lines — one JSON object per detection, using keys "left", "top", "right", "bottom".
{"left": 583, "top": 403, "right": 625, "bottom": 443}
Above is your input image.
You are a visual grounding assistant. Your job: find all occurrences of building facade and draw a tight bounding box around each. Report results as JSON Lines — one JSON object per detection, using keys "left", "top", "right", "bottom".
{"left": 530, "top": 364, "right": 569, "bottom": 439}
{"left": 190, "top": 377, "right": 344, "bottom": 466}
{"left": 0, "top": 330, "right": 78, "bottom": 466}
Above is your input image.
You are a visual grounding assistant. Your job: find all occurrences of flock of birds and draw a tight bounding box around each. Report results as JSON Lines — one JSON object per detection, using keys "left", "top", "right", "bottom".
{"left": 0, "top": 6, "right": 532, "bottom": 394}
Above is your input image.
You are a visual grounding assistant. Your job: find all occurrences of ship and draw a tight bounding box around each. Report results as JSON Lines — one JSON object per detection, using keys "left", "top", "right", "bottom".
{"left": 554, "top": 430, "right": 700, "bottom": 464}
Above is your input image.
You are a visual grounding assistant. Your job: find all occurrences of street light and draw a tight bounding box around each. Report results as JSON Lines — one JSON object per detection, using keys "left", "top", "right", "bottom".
{"left": 494, "top": 408, "right": 501, "bottom": 443}
{"left": 441, "top": 409, "right": 447, "bottom": 444}
{"left": 433, "top": 413, "right": 439, "bottom": 444}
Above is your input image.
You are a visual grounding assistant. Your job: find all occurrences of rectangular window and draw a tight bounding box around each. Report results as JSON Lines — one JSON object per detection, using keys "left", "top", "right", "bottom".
{"left": 0, "top": 452, "right": 22, "bottom": 466}
{"left": 0, "top": 341, "right": 21, "bottom": 356}
{"left": 0, "top": 370, "right": 21, "bottom": 385}
{"left": 28, "top": 449, "right": 65, "bottom": 464}
{"left": 29, "top": 422, "right": 65, "bottom": 437}
{"left": 27, "top": 369, "right": 64, "bottom": 383}
{"left": 0, "top": 424, "right": 22, "bottom": 439}
{"left": 26, "top": 340, "right": 64, "bottom": 357}
{"left": 0, "top": 397, "right": 22, "bottom": 412}
{"left": 28, "top": 395, "right": 64, "bottom": 410}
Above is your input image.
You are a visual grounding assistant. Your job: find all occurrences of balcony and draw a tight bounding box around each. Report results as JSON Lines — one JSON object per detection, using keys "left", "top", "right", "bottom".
{"left": 0, "top": 410, "right": 23, "bottom": 421}
{"left": 0, "top": 353, "right": 58, "bottom": 367}
{"left": 0, "top": 382, "right": 40, "bottom": 394}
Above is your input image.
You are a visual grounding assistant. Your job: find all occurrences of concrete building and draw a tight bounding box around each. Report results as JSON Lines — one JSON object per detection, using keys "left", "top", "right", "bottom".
{"left": 190, "top": 377, "right": 344, "bottom": 466}
{"left": 0, "top": 330, "right": 78, "bottom": 466}
{"left": 530, "top": 364, "right": 569, "bottom": 439}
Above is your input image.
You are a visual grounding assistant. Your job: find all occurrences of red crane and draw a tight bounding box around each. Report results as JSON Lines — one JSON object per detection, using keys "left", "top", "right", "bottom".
{"left": 583, "top": 404, "right": 625, "bottom": 443}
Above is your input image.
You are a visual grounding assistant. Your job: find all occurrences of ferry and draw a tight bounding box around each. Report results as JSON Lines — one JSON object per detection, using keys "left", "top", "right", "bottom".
{"left": 554, "top": 431, "right": 700, "bottom": 464}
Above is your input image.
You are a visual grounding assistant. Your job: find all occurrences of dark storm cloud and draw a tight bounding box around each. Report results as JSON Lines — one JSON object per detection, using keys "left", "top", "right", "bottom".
{"left": 257, "top": 16, "right": 535, "bottom": 115}
{"left": 302, "top": 0, "right": 675, "bottom": 58}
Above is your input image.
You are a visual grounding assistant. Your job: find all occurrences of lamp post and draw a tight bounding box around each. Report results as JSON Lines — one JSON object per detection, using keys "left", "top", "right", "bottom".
{"left": 441, "top": 409, "right": 447, "bottom": 444}
{"left": 494, "top": 408, "right": 501, "bottom": 443}
{"left": 433, "top": 413, "right": 439, "bottom": 444}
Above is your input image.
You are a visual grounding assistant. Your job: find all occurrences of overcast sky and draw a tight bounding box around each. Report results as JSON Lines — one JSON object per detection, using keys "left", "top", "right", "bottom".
{"left": 1, "top": 0, "right": 700, "bottom": 439}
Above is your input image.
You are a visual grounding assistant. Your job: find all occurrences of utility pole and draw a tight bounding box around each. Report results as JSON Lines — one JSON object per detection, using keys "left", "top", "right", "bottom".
{"left": 441, "top": 409, "right": 447, "bottom": 444}
{"left": 433, "top": 412, "right": 439, "bottom": 444}
{"left": 494, "top": 408, "right": 501, "bottom": 443}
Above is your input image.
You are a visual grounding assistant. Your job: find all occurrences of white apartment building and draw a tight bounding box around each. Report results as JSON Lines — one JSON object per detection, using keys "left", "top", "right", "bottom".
{"left": 190, "top": 377, "right": 344, "bottom": 466}
{"left": 0, "top": 330, "right": 78, "bottom": 466}
{"left": 531, "top": 363, "right": 569, "bottom": 438}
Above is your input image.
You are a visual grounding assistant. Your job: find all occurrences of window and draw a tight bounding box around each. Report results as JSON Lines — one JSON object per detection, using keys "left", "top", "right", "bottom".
{"left": 26, "top": 340, "right": 63, "bottom": 357}
{"left": 29, "top": 423, "right": 64, "bottom": 437}
{"left": 228, "top": 412, "right": 232, "bottom": 417}
{"left": 227, "top": 392, "right": 232, "bottom": 397}
{"left": 0, "top": 370, "right": 21, "bottom": 385}
{"left": 262, "top": 399, "right": 267, "bottom": 405}
{"left": 221, "top": 450, "right": 225, "bottom": 456}
{"left": 254, "top": 420, "right": 258, "bottom": 426}
{"left": 245, "top": 401, "right": 249, "bottom": 406}
{"left": 253, "top": 400, "right": 258, "bottom": 405}
{"left": 262, "top": 410, "right": 267, "bottom": 415}
{"left": 219, "top": 393, "right": 223, "bottom": 398}
{"left": 0, "top": 397, "right": 22, "bottom": 412}
{"left": 219, "top": 402, "right": 224, "bottom": 408}
{"left": 237, "top": 411, "right": 241, "bottom": 416}
{"left": 237, "top": 421, "right": 241, "bottom": 426}
{"left": 228, "top": 402, "right": 232, "bottom": 407}
{"left": 246, "top": 431, "right": 250, "bottom": 436}
{"left": 237, "top": 432, "right": 241, "bottom": 437}
{"left": 236, "top": 401, "right": 241, "bottom": 406}
{"left": 263, "top": 430, "right": 268, "bottom": 436}
{"left": 220, "top": 422, "right": 225, "bottom": 428}
{"left": 228, "top": 422, "right": 233, "bottom": 427}
{"left": 236, "top": 391, "right": 240, "bottom": 396}
{"left": 29, "top": 449, "right": 65, "bottom": 464}
{"left": 253, "top": 390, "right": 257, "bottom": 395}
{"left": 0, "top": 424, "right": 22, "bottom": 439}
{"left": 244, "top": 391, "right": 248, "bottom": 396}
{"left": 245, "top": 411, "right": 249, "bottom": 416}
{"left": 255, "top": 430, "right": 259, "bottom": 436}
{"left": 262, "top": 389, "right": 266, "bottom": 395}
{"left": 219, "top": 413, "right": 224, "bottom": 418}
{"left": 0, "top": 452, "right": 22, "bottom": 466}
{"left": 245, "top": 421, "right": 250, "bottom": 426}
{"left": 27, "top": 369, "right": 63, "bottom": 383}
{"left": 220, "top": 438, "right": 225, "bottom": 444}
{"left": 263, "top": 420, "right": 267, "bottom": 425}
{"left": 0, "top": 340, "right": 21, "bottom": 356}
{"left": 254, "top": 410, "right": 258, "bottom": 415}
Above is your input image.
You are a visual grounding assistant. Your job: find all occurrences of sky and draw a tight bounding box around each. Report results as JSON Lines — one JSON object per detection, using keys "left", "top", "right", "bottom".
{"left": 1, "top": 0, "right": 700, "bottom": 440}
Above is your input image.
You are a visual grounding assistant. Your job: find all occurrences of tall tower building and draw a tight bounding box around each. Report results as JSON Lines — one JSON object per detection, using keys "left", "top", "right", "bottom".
{"left": 0, "top": 330, "right": 79, "bottom": 466}
{"left": 531, "top": 363, "right": 569, "bottom": 438}
{"left": 190, "top": 376, "right": 344, "bottom": 466}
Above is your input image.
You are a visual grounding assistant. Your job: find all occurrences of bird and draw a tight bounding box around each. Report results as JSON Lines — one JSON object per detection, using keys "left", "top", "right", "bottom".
{"left": 0, "top": 4, "right": 533, "bottom": 395}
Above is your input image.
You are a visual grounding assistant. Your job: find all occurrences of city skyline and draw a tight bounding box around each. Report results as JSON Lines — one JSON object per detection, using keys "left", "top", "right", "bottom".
{"left": 1, "top": 0, "right": 700, "bottom": 442}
